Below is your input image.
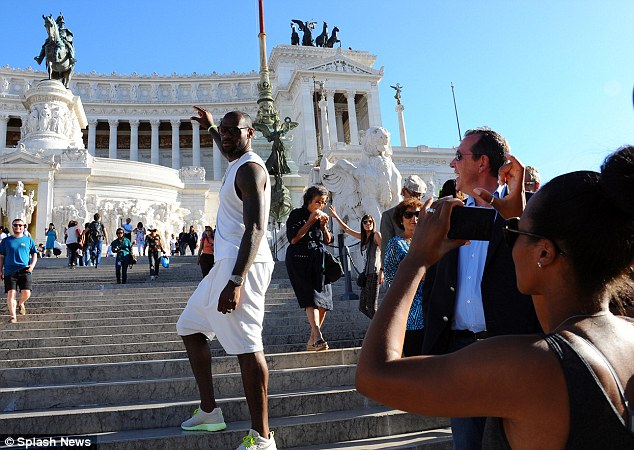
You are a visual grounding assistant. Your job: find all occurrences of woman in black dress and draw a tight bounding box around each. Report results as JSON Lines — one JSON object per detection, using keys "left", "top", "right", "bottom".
{"left": 286, "top": 185, "right": 333, "bottom": 351}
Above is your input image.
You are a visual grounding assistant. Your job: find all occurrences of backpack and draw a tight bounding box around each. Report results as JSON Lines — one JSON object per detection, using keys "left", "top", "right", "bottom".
{"left": 89, "top": 221, "right": 104, "bottom": 242}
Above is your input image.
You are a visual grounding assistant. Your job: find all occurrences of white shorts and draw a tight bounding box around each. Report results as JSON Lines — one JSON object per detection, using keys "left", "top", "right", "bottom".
{"left": 176, "top": 258, "right": 273, "bottom": 355}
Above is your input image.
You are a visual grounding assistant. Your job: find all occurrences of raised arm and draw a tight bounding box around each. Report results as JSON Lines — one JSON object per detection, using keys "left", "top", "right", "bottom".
{"left": 191, "top": 106, "right": 221, "bottom": 150}
{"left": 329, "top": 205, "right": 361, "bottom": 240}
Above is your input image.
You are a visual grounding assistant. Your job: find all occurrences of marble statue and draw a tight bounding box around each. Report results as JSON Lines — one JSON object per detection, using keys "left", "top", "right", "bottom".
{"left": 34, "top": 14, "right": 75, "bottom": 88}
{"left": 6, "top": 182, "right": 31, "bottom": 224}
{"left": 0, "top": 183, "right": 7, "bottom": 221}
{"left": 321, "top": 126, "right": 402, "bottom": 228}
{"left": 25, "top": 191, "right": 37, "bottom": 225}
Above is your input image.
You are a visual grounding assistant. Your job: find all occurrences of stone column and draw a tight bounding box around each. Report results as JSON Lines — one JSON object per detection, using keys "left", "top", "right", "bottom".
{"left": 191, "top": 120, "right": 201, "bottom": 167}
{"left": 108, "top": 119, "right": 119, "bottom": 159}
{"left": 395, "top": 104, "right": 407, "bottom": 147}
{"left": 318, "top": 97, "right": 331, "bottom": 153}
{"left": 87, "top": 119, "right": 98, "bottom": 156}
{"left": 0, "top": 114, "right": 8, "bottom": 148}
{"left": 213, "top": 139, "right": 222, "bottom": 180}
{"left": 150, "top": 119, "right": 160, "bottom": 165}
{"left": 335, "top": 106, "right": 345, "bottom": 143}
{"left": 170, "top": 119, "right": 181, "bottom": 169}
{"left": 367, "top": 84, "right": 382, "bottom": 127}
{"left": 129, "top": 119, "right": 140, "bottom": 161}
{"left": 302, "top": 85, "right": 318, "bottom": 163}
{"left": 326, "top": 90, "right": 338, "bottom": 149}
{"left": 345, "top": 90, "right": 359, "bottom": 145}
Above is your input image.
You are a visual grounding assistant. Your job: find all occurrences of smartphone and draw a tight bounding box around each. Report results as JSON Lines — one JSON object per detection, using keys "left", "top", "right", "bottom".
{"left": 447, "top": 206, "right": 496, "bottom": 241}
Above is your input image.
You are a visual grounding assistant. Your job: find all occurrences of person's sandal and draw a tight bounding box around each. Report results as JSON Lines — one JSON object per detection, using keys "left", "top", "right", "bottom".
{"left": 9, "top": 317, "right": 17, "bottom": 324}
{"left": 314, "top": 339, "right": 329, "bottom": 351}
{"left": 306, "top": 343, "right": 316, "bottom": 351}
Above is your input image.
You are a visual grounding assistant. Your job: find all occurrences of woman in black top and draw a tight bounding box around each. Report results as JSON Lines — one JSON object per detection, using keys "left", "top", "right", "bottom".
{"left": 187, "top": 225, "right": 198, "bottom": 256}
{"left": 286, "top": 185, "right": 333, "bottom": 352}
{"left": 357, "top": 149, "right": 634, "bottom": 449}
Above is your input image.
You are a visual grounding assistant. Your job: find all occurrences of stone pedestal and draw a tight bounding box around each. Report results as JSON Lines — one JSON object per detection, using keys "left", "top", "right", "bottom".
{"left": 18, "top": 79, "right": 87, "bottom": 153}
{"left": 395, "top": 103, "right": 407, "bottom": 147}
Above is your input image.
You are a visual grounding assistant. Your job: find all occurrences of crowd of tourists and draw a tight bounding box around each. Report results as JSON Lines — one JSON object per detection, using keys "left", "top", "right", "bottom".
{"left": 3, "top": 107, "right": 632, "bottom": 450}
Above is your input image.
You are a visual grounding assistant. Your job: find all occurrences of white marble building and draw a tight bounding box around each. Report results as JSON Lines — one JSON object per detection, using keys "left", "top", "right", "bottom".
{"left": 0, "top": 45, "right": 456, "bottom": 243}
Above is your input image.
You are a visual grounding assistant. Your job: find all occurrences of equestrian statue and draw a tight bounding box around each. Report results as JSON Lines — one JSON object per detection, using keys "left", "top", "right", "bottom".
{"left": 34, "top": 13, "right": 76, "bottom": 88}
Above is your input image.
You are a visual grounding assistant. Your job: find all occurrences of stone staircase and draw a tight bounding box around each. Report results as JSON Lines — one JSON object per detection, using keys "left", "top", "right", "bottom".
{"left": 0, "top": 256, "right": 451, "bottom": 449}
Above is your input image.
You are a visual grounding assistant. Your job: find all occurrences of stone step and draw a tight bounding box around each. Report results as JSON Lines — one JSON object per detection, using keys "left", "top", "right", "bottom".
{"left": 0, "top": 324, "right": 367, "bottom": 351}
{"left": 286, "top": 429, "right": 453, "bottom": 450}
{"left": 1, "top": 308, "right": 368, "bottom": 330}
{"left": 1, "top": 340, "right": 365, "bottom": 369}
{"left": 2, "top": 387, "right": 369, "bottom": 435}
{"left": 76, "top": 408, "right": 448, "bottom": 450}
{"left": 0, "top": 364, "right": 356, "bottom": 411}
{"left": 0, "top": 316, "right": 366, "bottom": 340}
{"left": 0, "top": 349, "right": 360, "bottom": 387}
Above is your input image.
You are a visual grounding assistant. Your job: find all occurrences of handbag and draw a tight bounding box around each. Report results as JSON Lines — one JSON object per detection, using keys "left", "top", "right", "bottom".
{"left": 323, "top": 251, "right": 343, "bottom": 283}
{"left": 355, "top": 244, "right": 371, "bottom": 287}
{"left": 160, "top": 255, "right": 170, "bottom": 268}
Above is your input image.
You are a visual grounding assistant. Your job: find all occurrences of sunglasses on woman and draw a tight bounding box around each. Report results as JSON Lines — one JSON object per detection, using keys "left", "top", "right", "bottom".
{"left": 503, "top": 217, "right": 566, "bottom": 255}
{"left": 403, "top": 210, "right": 420, "bottom": 219}
{"left": 362, "top": 220, "right": 373, "bottom": 225}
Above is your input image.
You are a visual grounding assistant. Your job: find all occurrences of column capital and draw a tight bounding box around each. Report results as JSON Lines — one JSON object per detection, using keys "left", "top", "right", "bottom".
{"left": 150, "top": 118, "right": 161, "bottom": 127}
{"left": 190, "top": 119, "right": 200, "bottom": 129}
{"left": 170, "top": 119, "right": 181, "bottom": 128}
{"left": 344, "top": 90, "right": 356, "bottom": 99}
{"left": 108, "top": 119, "right": 119, "bottom": 127}
{"left": 88, "top": 119, "right": 99, "bottom": 127}
{"left": 129, "top": 119, "right": 140, "bottom": 127}
{"left": 325, "top": 89, "right": 336, "bottom": 98}
{"left": 0, "top": 113, "right": 9, "bottom": 122}
{"left": 395, "top": 104, "right": 405, "bottom": 112}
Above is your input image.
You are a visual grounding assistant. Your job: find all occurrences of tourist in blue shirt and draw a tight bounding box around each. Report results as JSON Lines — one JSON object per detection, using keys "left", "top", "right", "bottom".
{"left": 0, "top": 219, "right": 37, "bottom": 323}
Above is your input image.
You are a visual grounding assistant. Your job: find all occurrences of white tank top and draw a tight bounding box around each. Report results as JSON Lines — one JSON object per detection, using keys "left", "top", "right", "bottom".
{"left": 214, "top": 151, "right": 273, "bottom": 263}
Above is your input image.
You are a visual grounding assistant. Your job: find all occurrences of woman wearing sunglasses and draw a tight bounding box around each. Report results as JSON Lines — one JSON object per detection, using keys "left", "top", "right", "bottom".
{"left": 382, "top": 197, "right": 425, "bottom": 356}
{"left": 329, "top": 206, "right": 384, "bottom": 319}
{"left": 357, "top": 149, "right": 634, "bottom": 449}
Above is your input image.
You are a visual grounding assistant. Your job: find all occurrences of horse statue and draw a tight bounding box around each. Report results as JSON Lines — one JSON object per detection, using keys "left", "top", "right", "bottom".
{"left": 325, "top": 26, "right": 341, "bottom": 48}
{"left": 291, "top": 19, "right": 316, "bottom": 46}
{"left": 36, "top": 15, "right": 74, "bottom": 88}
{"left": 290, "top": 23, "right": 300, "bottom": 45}
{"left": 315, "top": 22, "right": 329, "bottom": 47}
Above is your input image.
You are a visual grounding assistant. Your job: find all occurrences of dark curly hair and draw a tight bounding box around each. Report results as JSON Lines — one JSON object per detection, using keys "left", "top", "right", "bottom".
{"left": 392, "top": 198, "right": 423, "bottom": 227}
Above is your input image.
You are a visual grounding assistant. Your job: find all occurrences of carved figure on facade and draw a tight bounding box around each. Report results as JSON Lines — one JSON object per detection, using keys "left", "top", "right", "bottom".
{"left": 0, "top": 183, "right": 7, "bottom": 220}
{"left": 291, "top": 20, "right": 316, "bottom": 46}
{"left": 35, "top": 14, "right": 75, "bottom": 88}
{"left": 25, "top": 191, "right": 37, "bottom": 225}
{"left": 290, "top": 23, "right": 300, "bottom": 46}
{"left": 179, "top": 166, "right": 206, "bottom": 183}
{"left": 39, "top": 104, "right": 52, "bottom": 132}
{"left": 1, "top": 78, "right": 8, "bottom": 95}
{"left": 61, "top": 147, "right": 89, "bottom": 164}
{"left": 320, "top": 126, "right": 402, "bottom": 230}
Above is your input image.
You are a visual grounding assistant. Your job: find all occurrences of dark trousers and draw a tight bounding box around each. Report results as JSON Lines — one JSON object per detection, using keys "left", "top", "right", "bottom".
{"left": 67, "top": 243, "right": 80, "bottom": 267}
{"left": 199, "top": 253, "right": 214, "bottom": 278}
{"left": 116, "top": 255, "right": 130, "bottom": 284}
{"left": 403, "top": 329, "right": 424, "bottom": 357}
{"left": 148, "top": 250, "right": 160, "bottom": 276}
{"left": 448, "top": 335, "right": 487, "bottom": 450}
{"left": 188, "top": 243, "right": 196, "bottom": 255}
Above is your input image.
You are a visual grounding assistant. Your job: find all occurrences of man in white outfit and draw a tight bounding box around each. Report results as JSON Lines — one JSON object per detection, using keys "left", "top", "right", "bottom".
{"left": 177, "top": 108, "right": 276, "bottom": 450}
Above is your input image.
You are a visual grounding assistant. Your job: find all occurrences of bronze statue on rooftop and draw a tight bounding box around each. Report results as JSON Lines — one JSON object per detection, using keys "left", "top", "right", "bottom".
{"left": 291, "top": 19, "right": 317, "bottom": 46}
{"left": 34, "top": 13, "right": 76, "bottom": 88}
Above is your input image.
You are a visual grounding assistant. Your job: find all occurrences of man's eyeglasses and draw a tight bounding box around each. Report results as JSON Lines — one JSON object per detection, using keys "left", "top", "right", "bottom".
{"left": 503, "top": 217, "right": 565, "bottom": 255}
{"left": 403, "top": 210, "right": 420, "bottom": 219}
{"left": 454, "top": 151, "right": 478, "bottom": 161}
{"left": 12, "top": 224, "right": 24, "bottom": 228}
{"left": 218, "top": 126, "right": 250, "bottom": 136}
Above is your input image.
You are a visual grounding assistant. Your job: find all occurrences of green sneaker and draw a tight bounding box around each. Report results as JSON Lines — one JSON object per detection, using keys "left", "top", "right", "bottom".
{"left": 236, "top": 429, "right": 277, "bottom": 449}
{"left": 181, "top": 407, "right": 226, "bottom": 432}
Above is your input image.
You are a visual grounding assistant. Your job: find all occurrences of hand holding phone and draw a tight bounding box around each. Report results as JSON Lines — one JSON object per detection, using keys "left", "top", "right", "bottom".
{"left": 447, "top": 206, "right": 496, "bottom": 241}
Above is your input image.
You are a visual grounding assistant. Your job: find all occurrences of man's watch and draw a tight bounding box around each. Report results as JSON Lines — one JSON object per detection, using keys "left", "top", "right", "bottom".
{"left": 229, "top": 275, "right": 244, "bottom": 286}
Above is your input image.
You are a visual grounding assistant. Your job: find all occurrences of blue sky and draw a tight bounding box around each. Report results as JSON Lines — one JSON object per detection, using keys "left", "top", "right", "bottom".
{"left": 2, "top": 1, "right": 633, "bottom": 183}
